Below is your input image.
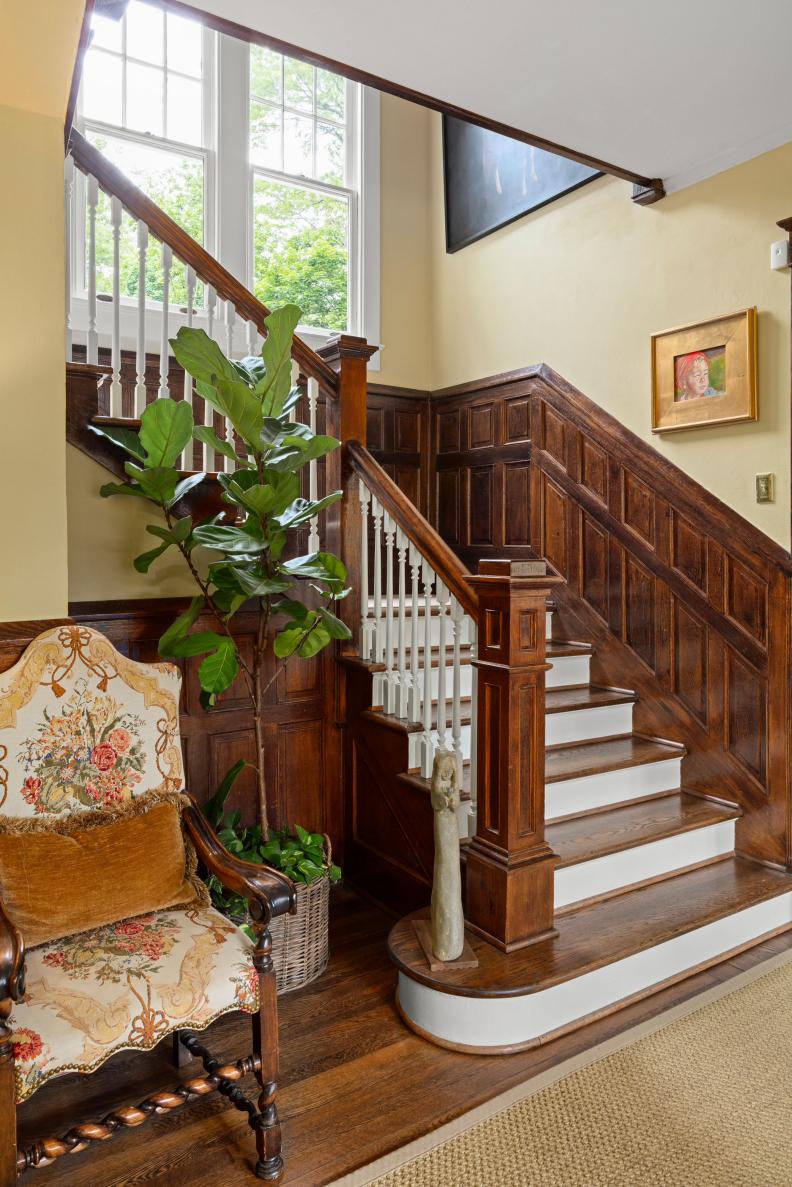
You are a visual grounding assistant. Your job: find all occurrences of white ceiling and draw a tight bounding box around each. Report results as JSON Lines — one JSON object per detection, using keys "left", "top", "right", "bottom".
{"left": 187, "top": 0, "right": 792, "bottom": 192}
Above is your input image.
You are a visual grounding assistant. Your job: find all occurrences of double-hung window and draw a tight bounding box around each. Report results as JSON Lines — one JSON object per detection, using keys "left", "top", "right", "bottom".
{"left": 73, "top": 1, "right": 379, "bottom": 348}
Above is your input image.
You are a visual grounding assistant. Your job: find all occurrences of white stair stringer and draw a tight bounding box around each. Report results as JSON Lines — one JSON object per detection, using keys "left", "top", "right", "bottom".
{"left": 397, "top": 889, "right": 792, "bottom": 1052}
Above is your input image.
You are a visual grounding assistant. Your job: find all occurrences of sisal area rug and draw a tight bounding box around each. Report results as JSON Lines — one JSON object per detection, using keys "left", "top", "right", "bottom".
{"left": 332, "top": 949, "right": 792, "bottom": 1187}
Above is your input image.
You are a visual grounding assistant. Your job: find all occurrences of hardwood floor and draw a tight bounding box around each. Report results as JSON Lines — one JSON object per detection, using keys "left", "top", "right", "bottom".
{"left": 18, "top": 887, "right": 792, "bottom": 1186}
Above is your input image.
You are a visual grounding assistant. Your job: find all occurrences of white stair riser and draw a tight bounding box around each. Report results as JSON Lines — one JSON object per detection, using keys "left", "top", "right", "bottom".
{"left": 554, "top": 820, "right": 736, "bottom": 911}
{"left": 398, "top": 891, "right": 792, "bottom": 1051}
{"left": 545, "top": 757, "right": 682, "bottom": 819}
{"left": 546, "top": 654, "right": 591, "bottom": 689}
{"left": 546, "top": 702, "right": 633, "bottom": 746}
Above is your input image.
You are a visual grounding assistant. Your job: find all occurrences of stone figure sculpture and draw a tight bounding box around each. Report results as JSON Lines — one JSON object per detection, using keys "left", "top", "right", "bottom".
{"left": 430, "top": 750, "right": 464, "bottom": 962}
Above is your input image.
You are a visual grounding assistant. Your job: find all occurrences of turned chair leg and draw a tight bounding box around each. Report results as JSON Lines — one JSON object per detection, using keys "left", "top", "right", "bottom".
{"left": 251, "top": 924, "right": 283, "bottom": 1182}
{"left": 0, "top": 1023, "right": 18, "bottom": 1186}
{"left": 172, "top": 1030, "right": 193, "bottom": 1069}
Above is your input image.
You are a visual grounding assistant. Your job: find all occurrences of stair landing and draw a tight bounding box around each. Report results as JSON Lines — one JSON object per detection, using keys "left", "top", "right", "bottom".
{"left": 389, "top": 857, "right": 792, "bottom": 1052}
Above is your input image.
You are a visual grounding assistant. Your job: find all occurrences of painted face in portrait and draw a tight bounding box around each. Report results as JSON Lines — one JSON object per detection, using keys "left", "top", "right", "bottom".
{"left": 676, "top": 352, "right": 710, "bottom": 401}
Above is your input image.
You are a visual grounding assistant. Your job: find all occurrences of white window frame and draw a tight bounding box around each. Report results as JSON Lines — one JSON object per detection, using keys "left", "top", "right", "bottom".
{"left": 70, "top": 15, "right": 380, "bottom": 364}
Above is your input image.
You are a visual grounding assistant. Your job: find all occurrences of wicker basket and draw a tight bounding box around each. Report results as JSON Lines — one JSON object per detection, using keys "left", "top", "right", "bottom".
{"left": 269, "top": 836, "right": 331, "bottom": 995}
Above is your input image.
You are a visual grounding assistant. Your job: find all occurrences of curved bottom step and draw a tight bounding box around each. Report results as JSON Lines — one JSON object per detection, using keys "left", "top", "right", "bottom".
{"left": 389, "top": 860, "right": 792, "bottom": 1053}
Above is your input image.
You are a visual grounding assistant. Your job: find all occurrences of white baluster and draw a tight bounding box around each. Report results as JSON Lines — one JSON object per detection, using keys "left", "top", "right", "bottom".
{"left": 204, "top": 284, "right": 218, "bottom": 468}
{"left": 436, "top": 580, "right": 449, "bottom": 754}
{"left": 395, "top": 526, "right": 408, "bottom": 718}
{"left": 420, "top": 559, "right": 435, "bottom": 778}
{"left": 307, "top": 377, "right": 320, "bottom": 552}
{"left": 86, "top": 174, "right": 99, "bottom": 365}
{"left": 408, "top": 543, "right": 422, "bottom": 722}
{"left": 206, "top": 284, "right": 217, "bottom": 340}
{"left": 135, "top": 220, "right": 149, "bottom": 415}
{"left": 109, "top": 196, "right": 122, "bottom": 416}
{"left": 159, "top": 243, "right": 172, "bottom": 399}
{"left": 358, "top": 481, "right": 372, "bottom": 659}
{"left": 450, "top": 596, "right": 465, "bottom": 770}
{"left": 468, "top": 624, "right": 478, "bottom": 837}
{"left": 224, "top": 299, "right": 235, "bottom": 358}
{"left": 246, "top": 319, "right": 257, "bottom": 358}
{"left": 371, "top": 496, "right": 383, "bottom": 664}
{"left": 383, "top": 510, "right": 395, "bottom": 713}
{"left": 64, "top": 157, "right": 74, "bottom": 362}
{"left": 182, "top": 265, "right": 197, "bottom": 470}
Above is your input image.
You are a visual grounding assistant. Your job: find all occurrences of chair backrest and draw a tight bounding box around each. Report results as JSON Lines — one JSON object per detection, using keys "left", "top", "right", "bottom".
{"left": 0, "top": 625, "right": 184, "bottom": 820}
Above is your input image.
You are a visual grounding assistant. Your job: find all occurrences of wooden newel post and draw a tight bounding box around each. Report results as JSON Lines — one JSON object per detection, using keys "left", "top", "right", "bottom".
{"left": 465, "top": 559, "right": 563, "bottom": 952}
{"left": 318, "top": 334, "right": 378, "bottom": 653}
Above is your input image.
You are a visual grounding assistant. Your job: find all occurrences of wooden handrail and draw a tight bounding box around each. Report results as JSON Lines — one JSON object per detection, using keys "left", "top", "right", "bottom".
{"left": 68, "top": 128, "right": 339, "bottom": 392}
{"left": 347, "top": 440, "right": 478, "bottom": 618}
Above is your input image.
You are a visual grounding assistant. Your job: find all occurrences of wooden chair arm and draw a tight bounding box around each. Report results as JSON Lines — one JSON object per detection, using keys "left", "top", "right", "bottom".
{"left": 183, "top": 795, "right": 296, "bottom": 924}
{"left": 0, "top": 901, "right": 25, "bottom": 1010}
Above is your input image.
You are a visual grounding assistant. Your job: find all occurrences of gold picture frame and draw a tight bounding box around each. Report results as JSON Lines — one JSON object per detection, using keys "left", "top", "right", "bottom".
{"left": 651, "top": 307, "right": 757, "bottom": 433}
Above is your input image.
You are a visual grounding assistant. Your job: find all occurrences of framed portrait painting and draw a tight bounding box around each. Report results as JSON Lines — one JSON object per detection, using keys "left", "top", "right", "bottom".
{"left": 651, "top": 307, "right": 757, "bottom": 433}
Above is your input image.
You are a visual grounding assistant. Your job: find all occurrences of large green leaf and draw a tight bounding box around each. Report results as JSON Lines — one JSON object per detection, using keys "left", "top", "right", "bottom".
{"left": 125, "top": 463, "right": 179, "bottom": 506}
{"left": 199, "top": 637, "right": 239, "bottom": 694}
{"left": 204, "top": 758, "right": 248, "bottom": 829}
{"left": 89, "top": 423, "right": 146, "bottom": 462}
{"left": 317, "top": 606, "right": 352, "bottom": 640}
{"left": 272, "top": 491, "right": 342, "bottom": 528}
{"left": 133, "top": 540, "right": 170, "bottom": 573}
{"left": 159, "top": 596, "right": 205, "bottom": 657}
{"left": 139, "top": 399, "right": 193, "bottom": 468}
{"left": 232, "top": 570, "right": 292, "bottom": 598}
{"left": 268, "top": 434, "right": 340, "bottom": 472}
{"left": 257, "top": 304, "right": 301, "bottom": 417}
{"left": 167, "top": 630, "right": 228, "bottom": 659}
{"left": 147, "top": 516, "right": 193, "bottom": 545}
{"left": 280, "top": 551, "right": 348, "bottom": 585}
{"left": 167, "top": 473, "right": 205, "bottom": 509}
{"left": 100, "top": 480, "right": 148, "bottom": 500}
{"left": 211, "top": 375, "right": 266, "bottom": 449}
{"left": 193, "top": 424, "right": 239, "bottom": 463}
{"left": 170, "top": 326, "right": 240, "bottom": 388}
{"left": 192, "top": 523, "right": 268, "bottom": 554}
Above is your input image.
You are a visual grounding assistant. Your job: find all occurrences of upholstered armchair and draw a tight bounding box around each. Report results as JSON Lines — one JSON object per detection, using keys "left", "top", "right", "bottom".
{"left": 0, "top": 625, "right": 295, "bottom": 1184}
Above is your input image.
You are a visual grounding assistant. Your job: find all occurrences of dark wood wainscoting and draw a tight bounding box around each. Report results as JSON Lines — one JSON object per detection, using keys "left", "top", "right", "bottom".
{"left": 429, "top": 370, "right": 534, "bottom": 568}
{"left": 0, "top": 605, "right": 343, "bottom": 848}
{"left": 367, "top": 384, "right": 430, "bottom": 518}
{"left": 528, "top": 367, "right": 792, "bottom": 868}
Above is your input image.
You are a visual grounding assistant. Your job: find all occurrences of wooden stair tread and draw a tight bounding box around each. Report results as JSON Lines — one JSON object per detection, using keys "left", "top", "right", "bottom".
{"left": 549, "top": 792, "right": 740, "bottom": 868}
{"left": 546, "top": 640, "right": 593, "bottom": 657}
{"left": 388, "top": 857, "right": 792, "bottom": 997}
{"left": 545, "top": 734, "right": 684, "bottom": 782}
{"left": 545, "top": 685, "right": 636, "bottom": 713}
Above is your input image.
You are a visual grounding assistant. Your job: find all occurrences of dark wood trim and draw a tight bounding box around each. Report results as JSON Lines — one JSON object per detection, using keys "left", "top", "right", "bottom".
{"left": 67, "top": 130, "right": 338, "bottom": 391}
{"left": 431, "top": 366, "right": 542, "bottom": 402}
{"left": 161, "top": 0, "right": 665, "bottom": 200}
{"left": 347, "top": 440, "right": 478, "bottom": 618}
{"left": 777, "top": 215, "right": 792, "bottom": 559}
{"left": 367, "top": 383, "right": 431, "bottom": 401}
{"left": 64, "top": 1, "right": 94, "bottom": 149}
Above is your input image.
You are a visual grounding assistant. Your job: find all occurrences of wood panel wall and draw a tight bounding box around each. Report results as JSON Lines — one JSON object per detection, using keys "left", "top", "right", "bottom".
{"left": 529, "top": 366, "right": 792, "bottom": 868}
{"left": 429, "top": 371, "right": 534, "bottom": 568}
{"left": 367, "top": 385, "right": 430, "bottom": 518}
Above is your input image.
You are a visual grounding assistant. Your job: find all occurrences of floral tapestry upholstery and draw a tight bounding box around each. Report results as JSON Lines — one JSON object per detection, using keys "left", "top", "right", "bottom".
{"left": 0, "top": 625, "right": 184, "bottom": 819}
{"left": 10, "top": 904, "right": 259, "bottom": 1103}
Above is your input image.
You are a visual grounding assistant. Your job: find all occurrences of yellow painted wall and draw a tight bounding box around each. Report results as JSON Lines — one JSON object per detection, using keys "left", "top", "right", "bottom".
{"left": 0, "top": 1, "right": 85, "bottom": 621}
{"left": 428, "top": 117, "right": 792, "bottom": 549}
{"left": 376, "top": 94, "right": 433, "bottom": 389}
{"left": 0, "top": 104, "right": 71, "bottom": 620}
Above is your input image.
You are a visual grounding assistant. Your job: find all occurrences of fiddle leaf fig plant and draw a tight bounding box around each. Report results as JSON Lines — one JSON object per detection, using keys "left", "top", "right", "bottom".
{"left": 92, "top": 303, "right": 351, "bottom": 834}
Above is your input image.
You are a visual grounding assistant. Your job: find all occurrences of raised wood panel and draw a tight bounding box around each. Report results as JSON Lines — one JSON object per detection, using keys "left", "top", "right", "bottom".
{"left": 622, "top": 468, "right": 655, "bottom": 547}
{"left": 581, "top": 513, "right": 608, "bottom": 622}
{"left": 542, "top": 404, "right": 566, "bottom": 469}
{"left": 726, "top": 653, "right": 767, "bottom": 787}
{"left": 276, "top": 718, "right": 325, "bottom": 826}
{"left": 438, "top": 410, "right": 461, "bottom": 454}
{"left": 672, "top": 599, "right": 708, "bottom": 727}
{"left": 503, "top": 463, "right": 530, "bottom": 546}
{"left": 624, "top": 557, "right": 655, "bottom": 671}
{"left": 366, "top": 387, "right": 430, "bottom": 520}
{"left": 469, "top": 466, "right": 495, "bottom": 547}
{"left": 581, "top": 437, "right": 607, "bottom": 503}
{"left": 724, "top": 555, "right": 768, "bottom": 647}
{"left": 470, "top": 402, "right": 496, "bottom": 449}
{"left": 670, "top": 511, "right": 707, "bottom": 593}
{"left": 542, "top": 475, "right": 568, "bottom": 577}
{"left": 395, "top": 408, "right": 421, "bottom": 453}
{"left": 437, "top": 470, "right": 460, "bottom": 545}
{"left": 366, "top": 406, "right": 385, "bottom": 451}
{"left": 504, "top": 396, "right": 530, "bottom": 442}
{"left": 209, "top": 729, "right": 258, "bottom": 811}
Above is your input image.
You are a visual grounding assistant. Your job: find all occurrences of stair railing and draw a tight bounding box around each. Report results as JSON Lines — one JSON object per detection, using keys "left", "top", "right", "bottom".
{"left": 65, "top": 129, "right": 337, "bottom": 488}
{"left": 347, "top": 441, "right": 479, "bottom": 803}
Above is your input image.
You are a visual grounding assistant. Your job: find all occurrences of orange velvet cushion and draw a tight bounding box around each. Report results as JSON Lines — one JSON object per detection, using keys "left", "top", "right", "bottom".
{"left": 0, "top": 800, "right": 205, "bottom": 948}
